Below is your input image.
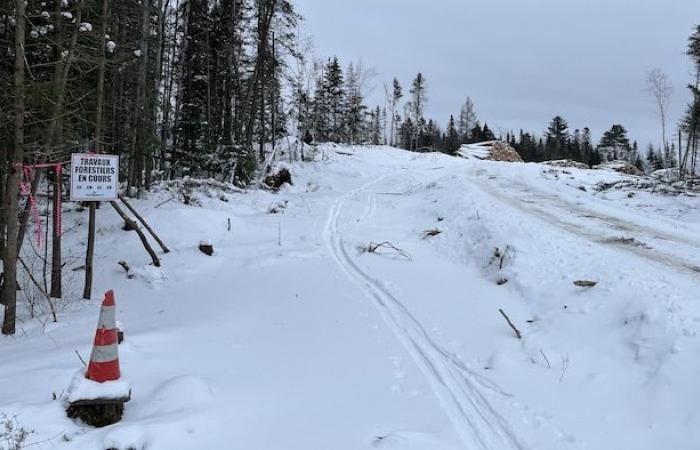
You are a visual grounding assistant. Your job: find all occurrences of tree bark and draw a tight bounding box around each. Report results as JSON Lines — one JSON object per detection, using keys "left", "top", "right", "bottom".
{"left": 3, "top": 0, "right": 26, "bottom": 334}
{"left": 50, "top": 172, "right": 62, "bottom": 299}
{"left": 84, "top": 0, "right": 110, "bottom": 300}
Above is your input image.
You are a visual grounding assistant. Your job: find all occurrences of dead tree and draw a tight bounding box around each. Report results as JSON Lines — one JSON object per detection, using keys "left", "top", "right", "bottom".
{"left": 645, "top": 69, "right": 673, "bottom": 163}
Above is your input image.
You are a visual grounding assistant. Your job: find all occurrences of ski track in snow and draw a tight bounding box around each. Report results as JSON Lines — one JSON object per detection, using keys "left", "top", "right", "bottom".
{"left": 323, "top": 179, "right": 528, "bottom": 450}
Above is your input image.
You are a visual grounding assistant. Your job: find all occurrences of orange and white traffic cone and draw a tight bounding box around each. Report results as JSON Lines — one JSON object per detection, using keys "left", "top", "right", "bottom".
{"left": 86, "top": 290, "right": 120, "bottom": 383}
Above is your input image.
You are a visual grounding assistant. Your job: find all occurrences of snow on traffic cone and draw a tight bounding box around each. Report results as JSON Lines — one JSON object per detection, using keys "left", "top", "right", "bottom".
{"left": 87, "top": 290, "right": 120, "bottom": 383}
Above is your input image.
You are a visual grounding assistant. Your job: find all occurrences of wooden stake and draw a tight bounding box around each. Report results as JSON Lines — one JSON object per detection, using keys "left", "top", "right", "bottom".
{"left": 499, "top": 308, "right": 522, "bottom": 339}
{"left": 118, "top": 195, "right": 169, "bottom": 253}
{"left": 110, "top": 201, "right": 160, "bottom": 267}
{"left": 83, "top": 203, "right": 96, "bottom": 299}
{"left": 49, "top": 170, "right": 62, "bottom": 299}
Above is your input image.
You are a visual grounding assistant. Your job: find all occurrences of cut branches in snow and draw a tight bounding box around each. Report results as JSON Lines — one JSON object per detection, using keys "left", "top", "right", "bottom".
{"left": 118, "top": 261, "right": 134, "bottom": 279}
{"left": 491, "top": 246, "right": 513, "bottom": 270}
{"left": 422, "top": 228, "right": 442, "bottom": 239}
{"left": 560, "top": 354, "right": 570, "bottom": 382}
{"left": 359, "top": 241, "right": 413, "bottom": 261}
{"left": 499, "top": 308, "right": 522, "bottom": 339}
{"left": 540, "top": 349, "right": 552, "bottom": 368}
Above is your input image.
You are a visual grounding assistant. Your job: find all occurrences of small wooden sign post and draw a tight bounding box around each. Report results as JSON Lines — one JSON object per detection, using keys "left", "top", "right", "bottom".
{"left": 70, "top": 153, "right": 120, "bottom": 300}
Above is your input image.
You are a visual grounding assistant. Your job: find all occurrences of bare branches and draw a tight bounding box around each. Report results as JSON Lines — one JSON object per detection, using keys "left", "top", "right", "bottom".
{"left": 360, "top": 241, "right": 413, "bottom": 262}
{"left": 422, "top": 228, "right": 442, "bottom": 239}
{"left": 560, "top": 354, "right": 570, "bottom": 382}
{"left": 645, "top": 68, "right": 673, "bottom": 154}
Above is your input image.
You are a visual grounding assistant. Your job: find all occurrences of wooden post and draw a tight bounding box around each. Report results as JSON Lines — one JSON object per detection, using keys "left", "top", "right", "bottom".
{"left": 83, "top": 204, "right": 97, "bottom": 299}
{"left": 110, "top": 202, "right": 160, "bottom": 267}
{"left": 50, "top": 170, "right": 63, "bottom": 299}
{"left": 118, "top": 195, "right": 169, "bottom": 253}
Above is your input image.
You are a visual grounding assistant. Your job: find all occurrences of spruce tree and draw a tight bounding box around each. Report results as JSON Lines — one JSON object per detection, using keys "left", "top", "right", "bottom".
{"left": 345, "top": 62, "right": 366, "bottom": 144}
{"left": 445, "top": 115, "right": 460, "bottom": 154}
{"left": 324, "top": 57, "right": 346, "bottom": 143}
{"left": 409, "top": 73, "right": 427, "bottom": 150}
{"left": 545, "top": 116, "right": 569, "bottom": 160}
{"left": 598, "top": 124, "right": 631, "bottom": 161}
{"left": 481, "top": 123, "right": 496, "bottom": 141}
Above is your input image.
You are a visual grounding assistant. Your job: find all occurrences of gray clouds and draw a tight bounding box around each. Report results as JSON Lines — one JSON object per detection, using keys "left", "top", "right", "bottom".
{"left": 293, "top": 0, "right": 700, "bottom": 147}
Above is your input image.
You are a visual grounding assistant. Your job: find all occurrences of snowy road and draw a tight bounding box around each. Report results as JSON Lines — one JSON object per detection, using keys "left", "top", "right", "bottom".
{"left": 472, "top": 171, "right": 700, "bottom": 277}
{"left": 1, "top": 146, "right": 699, "bottom": 450}
{"left": 324, "top": 182, "right": 527, "bottom": 450}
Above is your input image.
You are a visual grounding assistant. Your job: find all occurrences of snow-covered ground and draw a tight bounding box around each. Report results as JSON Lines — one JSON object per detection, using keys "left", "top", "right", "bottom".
{"left": 1, "top": 145, "right": 699, "bottom": 449}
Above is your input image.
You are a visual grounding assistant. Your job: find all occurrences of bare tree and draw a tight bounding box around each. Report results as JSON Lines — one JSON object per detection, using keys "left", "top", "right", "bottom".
{"left": 645, "top": 68, "right": 673, "bottom": 165}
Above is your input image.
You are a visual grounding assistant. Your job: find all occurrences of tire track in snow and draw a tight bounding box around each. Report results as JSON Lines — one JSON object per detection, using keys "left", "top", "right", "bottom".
{"left": 323, "top": 185, "right": 528, "bottom": 450}
{"left": 492, "top": 175, "right": 700, "bottom": 250}
{"left": 472, "top": 178, "right": 700, "bottom": 278}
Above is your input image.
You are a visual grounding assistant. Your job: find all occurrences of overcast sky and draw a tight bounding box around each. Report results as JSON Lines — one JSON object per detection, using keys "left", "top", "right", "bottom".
{"left": 293, "top": 0, "right": 700, "bottom": 148}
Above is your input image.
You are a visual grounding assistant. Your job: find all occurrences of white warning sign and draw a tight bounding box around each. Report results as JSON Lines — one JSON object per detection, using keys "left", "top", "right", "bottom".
{"left": 70, "top": 153, "right": 120, "bottom": 201}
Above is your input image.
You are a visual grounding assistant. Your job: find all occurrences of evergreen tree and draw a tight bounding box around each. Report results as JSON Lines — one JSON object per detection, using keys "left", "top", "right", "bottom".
{"left": 545, "top": 116, "right": 569, "bottom": 160}
{"left": 312, "top": 63, "right": 330, "bottom": 141}
{"left": 324, "top": 57, "right": 346, "bottom": 143}
{"left": 481, "top": 123, "right": 496, "bottom": 141}
{"left": 470, "top": 123, "right": 483, "bottom": 142}
{"left": 370, "top": 106, "right": 383, "bottom": 145}
{"left": 398, "top": 117, "right": 415, "bottom": 150}
{"left": 598, "top": 124, "right": 631, "bottom": 161}
{"left": 345, "top": 62, "right": 367, "bottom": 144}
{"left": 445, "top": 115, "right": 460, "bottom": 154}
{"left": 174, "top": 0, "right": 212, "bottom": 171}
{"left": 571, "top": 129, "right": 582, "bottom": 161}
{"left": 681, "top": 25, "right": 700, "bottom": 176}
{"left": 409, "top": 73, "right": 427, "bottom": 150}
{"left": 581, "top": 127, "right": 594, "bottom": 166}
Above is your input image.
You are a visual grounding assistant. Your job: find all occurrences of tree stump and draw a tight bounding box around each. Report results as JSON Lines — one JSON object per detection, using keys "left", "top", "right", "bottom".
{"left": 66, "top": 396, "right": 130, "bottom": 428}
{"left": 264, "top": 168, "right": 293, "bottom": 190}
{"left": 199, "top": 243, "right": 214, "bottom": 256}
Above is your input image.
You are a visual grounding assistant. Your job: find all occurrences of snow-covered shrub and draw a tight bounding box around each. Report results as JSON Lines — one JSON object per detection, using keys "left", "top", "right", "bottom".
{"left": 0, "top": 414, "right": 33, "bottom": 450}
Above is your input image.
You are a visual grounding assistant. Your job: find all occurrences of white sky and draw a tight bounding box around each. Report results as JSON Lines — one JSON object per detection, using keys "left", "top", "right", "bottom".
{"left": 293, "top": 0, "right": 700, "bottom": 148}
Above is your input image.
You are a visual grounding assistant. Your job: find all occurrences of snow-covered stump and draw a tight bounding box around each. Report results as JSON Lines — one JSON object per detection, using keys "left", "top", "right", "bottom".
{"left": 64, "top": 371, "right": 131, "bottom": 428}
